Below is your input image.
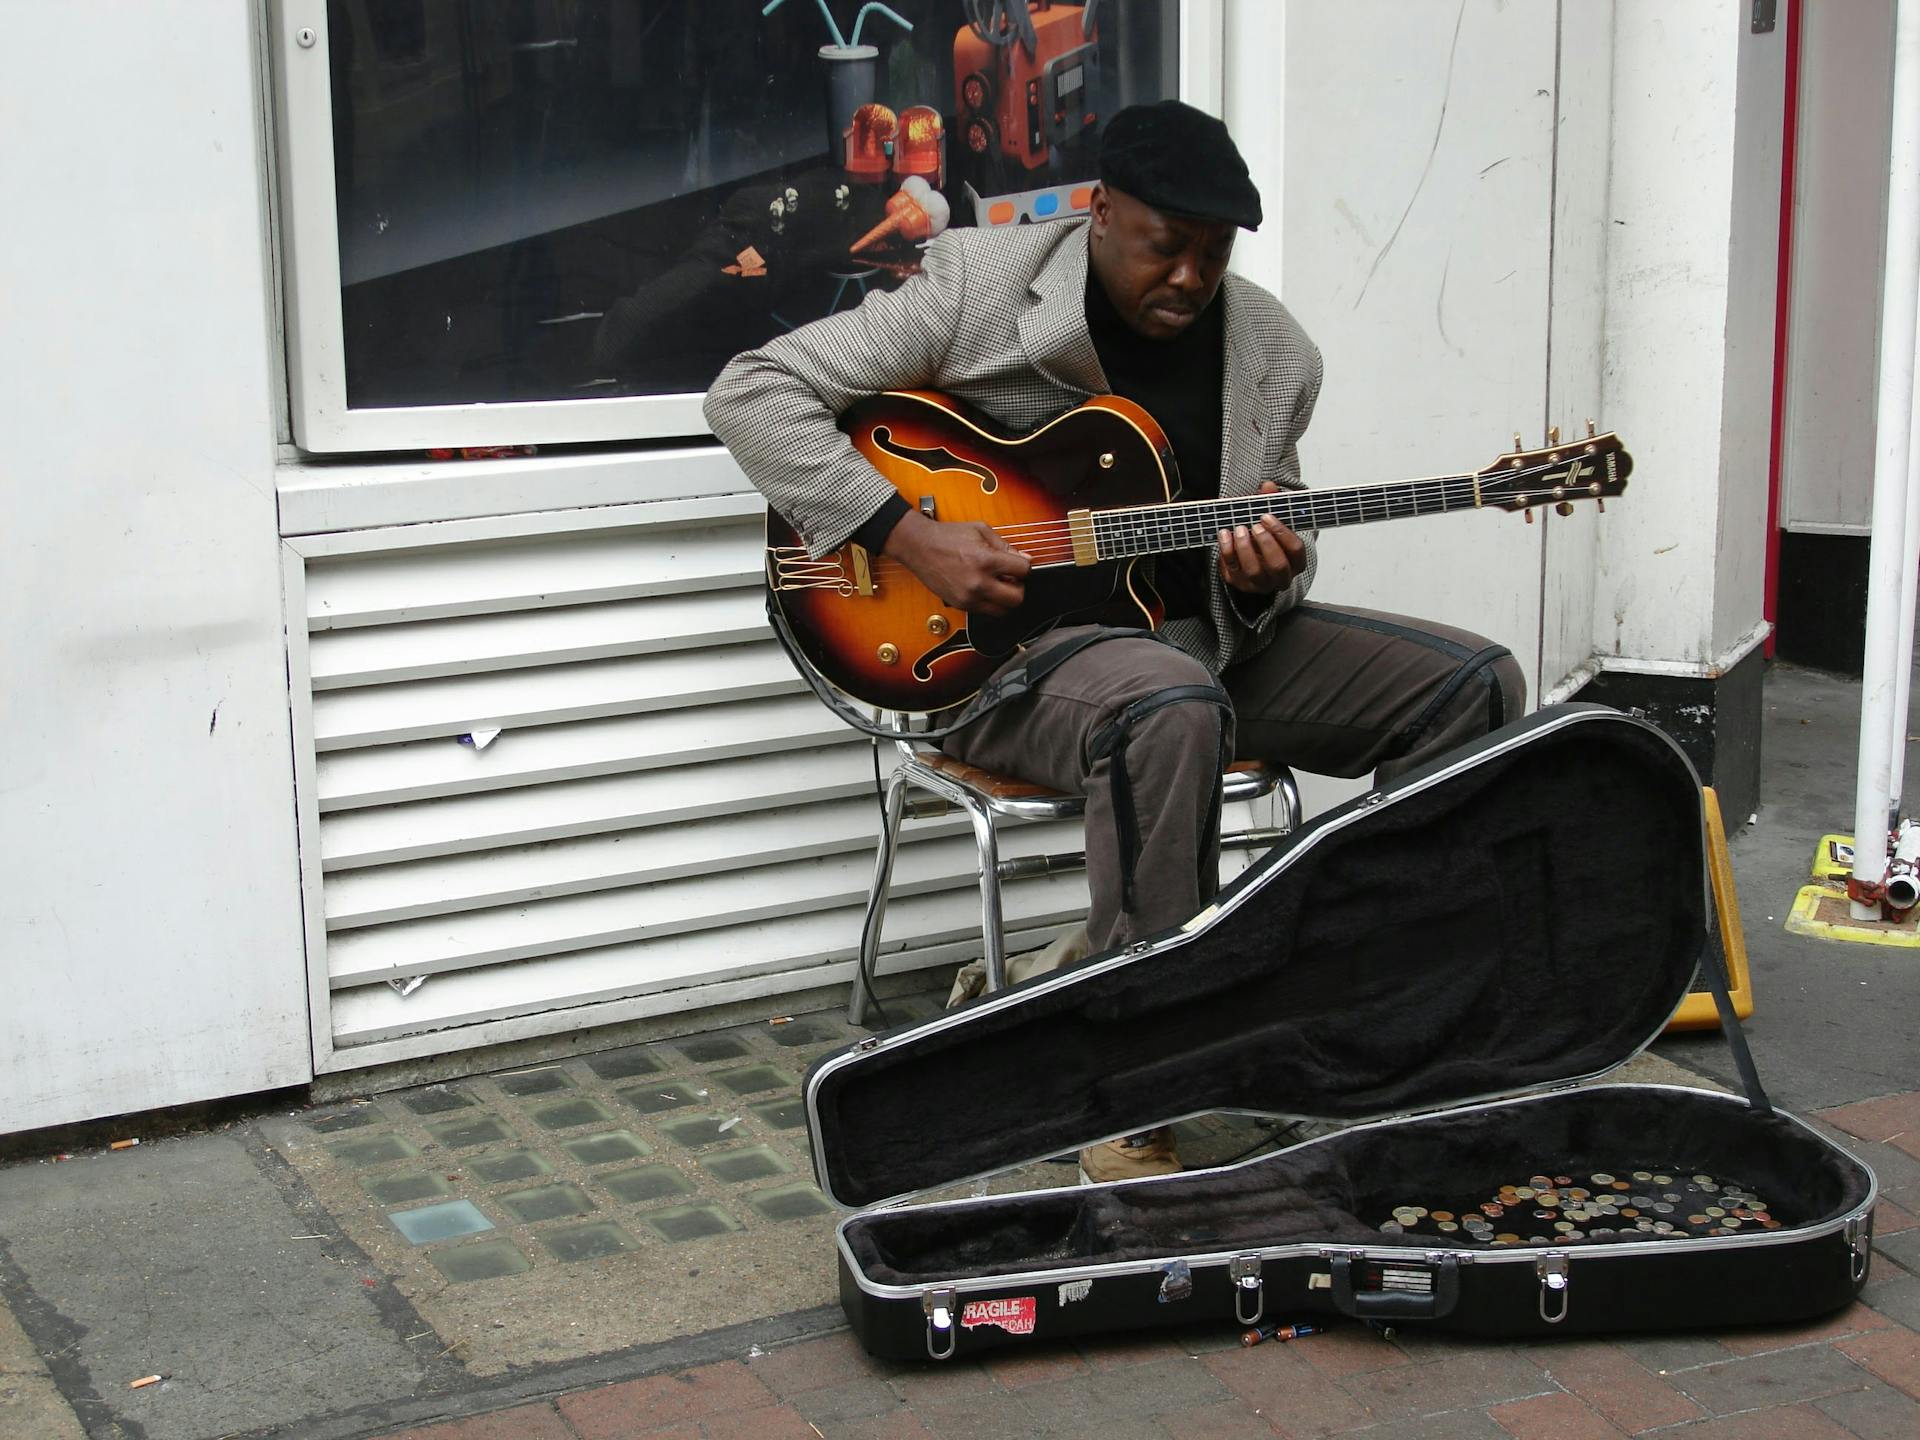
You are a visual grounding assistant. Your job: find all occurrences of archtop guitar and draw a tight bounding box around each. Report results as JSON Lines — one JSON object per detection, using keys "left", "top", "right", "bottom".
{"left": 765, "top": 389, "right": 1630, "bottom": 714}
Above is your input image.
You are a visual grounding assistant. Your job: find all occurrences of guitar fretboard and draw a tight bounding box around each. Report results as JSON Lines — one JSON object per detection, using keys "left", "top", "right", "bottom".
{"left": 1089, "top": 474, "right": 1480, "bottom": 561}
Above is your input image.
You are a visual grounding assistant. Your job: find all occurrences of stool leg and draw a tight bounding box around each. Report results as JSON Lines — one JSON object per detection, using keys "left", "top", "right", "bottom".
{"left": 961, "top": 795, "right": 1009, "bottom": 993}
{"left": 1276, "top": 769, "right": 1303, "bottom": 834}
{"left": 850, "top": 766, "right": 911, "bottom": 1026}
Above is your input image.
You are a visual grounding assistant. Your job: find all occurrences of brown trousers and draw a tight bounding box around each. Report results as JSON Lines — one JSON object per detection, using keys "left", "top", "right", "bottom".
{"left": 941, "top": 603, "right": 1527, "bottom": 952}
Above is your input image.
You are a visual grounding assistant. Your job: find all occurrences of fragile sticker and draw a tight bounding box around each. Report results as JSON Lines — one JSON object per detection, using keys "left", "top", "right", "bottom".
{"left": 1057, "top": 1280, "right": 1092, "bottom": 1306}
{"left": 961, "top": 1296, "right": 1037, "bottom": 1336}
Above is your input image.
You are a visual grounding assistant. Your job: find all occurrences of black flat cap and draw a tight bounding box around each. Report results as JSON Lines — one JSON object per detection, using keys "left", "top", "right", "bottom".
{"left": 1097, "top": 99, "right": 1262, "bottom": 230}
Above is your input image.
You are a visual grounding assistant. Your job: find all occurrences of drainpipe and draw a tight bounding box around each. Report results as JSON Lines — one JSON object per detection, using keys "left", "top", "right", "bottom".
{"left": 1849, "top": 0, "right": 1920, "bottom": 919}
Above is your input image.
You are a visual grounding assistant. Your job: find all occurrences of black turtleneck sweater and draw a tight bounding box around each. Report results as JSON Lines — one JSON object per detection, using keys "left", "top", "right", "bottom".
{"left": 1082, "top": 268, "right": 1226, "bottom": 620}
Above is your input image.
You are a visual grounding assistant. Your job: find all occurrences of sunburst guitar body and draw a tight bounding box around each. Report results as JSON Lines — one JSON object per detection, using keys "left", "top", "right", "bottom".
{"left": 766, "top": 390, "right": 1172, "bottom": 714}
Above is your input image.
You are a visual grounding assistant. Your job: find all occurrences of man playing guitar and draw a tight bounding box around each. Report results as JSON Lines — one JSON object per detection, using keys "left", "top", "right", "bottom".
{"left": 707, "top": 101, "right": 1525, "bottom": 1182}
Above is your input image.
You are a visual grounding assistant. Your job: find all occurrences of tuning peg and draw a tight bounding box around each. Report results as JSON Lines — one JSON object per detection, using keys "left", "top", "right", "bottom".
{"left": 1585, "top": 418, "right": 1596, "bottom": 438}
{"left": 1548, "top": 425, "right": 1561, "bottom": 445}
{"left": 1596, "top": 499, "right": 1606, "bottom": 514}
{"left": 1513, "top": 432, "right": 1524, "bottom": 453}
{"left": 1524, "top": 508, "right": 1535, "bottom": 525}
{"left": 1555, "top": 502, "right": 1574, "bottom": 517}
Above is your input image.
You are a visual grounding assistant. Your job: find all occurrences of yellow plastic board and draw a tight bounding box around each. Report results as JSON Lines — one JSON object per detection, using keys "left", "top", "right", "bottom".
{"left": 1664, "top": 787, "right": 1756, "bottom": 1032}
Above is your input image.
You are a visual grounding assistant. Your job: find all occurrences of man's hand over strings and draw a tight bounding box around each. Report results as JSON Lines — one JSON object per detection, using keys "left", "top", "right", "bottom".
{"left": 1218, "top": 481, "right": 1307, "bottom": 596}
{"left": 885, "top": 509, "right": 1032, "bottom": 616}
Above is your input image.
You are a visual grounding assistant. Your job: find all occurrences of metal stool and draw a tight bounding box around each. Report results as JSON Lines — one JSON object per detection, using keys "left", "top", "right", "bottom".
{"left": 848, "top": 734, "right": 1302, "bottom": 1024}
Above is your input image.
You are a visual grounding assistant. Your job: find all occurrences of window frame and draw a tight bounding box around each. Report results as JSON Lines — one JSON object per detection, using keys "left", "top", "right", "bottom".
{"left": 269, "top": 0, "right": 1224, "bottom": 455}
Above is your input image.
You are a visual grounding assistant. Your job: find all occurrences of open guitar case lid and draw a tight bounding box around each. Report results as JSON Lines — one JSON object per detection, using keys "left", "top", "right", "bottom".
{"left": 804, "top": 705, "right": 1818, "bottom": 1212}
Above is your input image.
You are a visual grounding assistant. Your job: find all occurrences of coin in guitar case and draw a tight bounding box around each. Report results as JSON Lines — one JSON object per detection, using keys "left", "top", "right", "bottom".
{"left": 1495, "top": 1232, "right": 1521, "bottom": 1244}
{"left": 1437, "top": 1221, "right": 1459, "bottom": 1232}
{"left": 1706, "top": 1206, "right": 1726, "bottom": 1218}
{"left": 1653, "top": 1174, "right": 1674, "bottom": 1185}
{"left": 1723, "top": 1217, "right": 1743, "bottom": 1229}
{"left": 1555, "top": 1175, "right": 1573, "bottom": 1186}
{"left": 1688, "top": 1213, "right": 1710, "bottom": 1226}
{"left": 1380, "top": 1221, "right": 1405, "bottom": 1234}
{"left": 1512, "top": 1186, "right": 1535, "bottom": 1200}
{"left": 1539, "top": 1194, "right": 1561, "bottom": 1208}
{"left": 1632, "top": 1170, "right": 1653, "bottom": 1182}
{"left": 1653, "top": 1202, "right": 1676, "bottom": 1214}
{"left": 1590, "top": 1172, "right": 1616, "bottom": 1185}
{"left": 1431, "top": 1211, "right": 1455, "bottom": 1223}
{"left": 1553, "top": 1220, "right": 1575, "bottom": 1233}
{"left": 1621, "top": 1207, "right": 1640, "bottom": 1218}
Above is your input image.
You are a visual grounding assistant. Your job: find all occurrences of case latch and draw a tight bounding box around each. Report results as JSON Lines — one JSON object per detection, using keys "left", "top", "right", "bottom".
{"left": 1229, "top": 1254, "right": 1265, "bottom": 1326}
{"left": 1536, "top": 1252, "right": 1571, "bottom": 1324}
{"left": 923, "top": 1286, "right": 958, "bottom": 1360}
{"left": 1845, "top": 1213, "right": 1873, "bottom": 1282}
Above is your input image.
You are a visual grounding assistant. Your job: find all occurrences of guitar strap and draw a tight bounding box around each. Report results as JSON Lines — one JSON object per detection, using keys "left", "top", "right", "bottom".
{"left": 764, "top": 590, "right": 1169, "bottom": 742}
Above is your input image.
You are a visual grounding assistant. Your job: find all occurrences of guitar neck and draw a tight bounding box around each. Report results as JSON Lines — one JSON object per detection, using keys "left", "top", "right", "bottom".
{"left": 1088, "top": 473, "right": 1483, "bottom": 561}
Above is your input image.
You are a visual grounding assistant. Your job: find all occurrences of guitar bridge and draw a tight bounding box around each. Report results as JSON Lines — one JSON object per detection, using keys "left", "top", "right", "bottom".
{"left": 769, "top": 546, "right": 856, "bottom": 595}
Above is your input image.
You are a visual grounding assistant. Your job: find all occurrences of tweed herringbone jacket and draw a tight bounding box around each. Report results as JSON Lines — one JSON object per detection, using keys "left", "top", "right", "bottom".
{"left": 704, "top": 217, "right": 1323, "bottom": 674}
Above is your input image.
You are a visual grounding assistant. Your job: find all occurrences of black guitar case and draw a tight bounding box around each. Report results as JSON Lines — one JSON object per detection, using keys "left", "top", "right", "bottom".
{"left": 803, "top": 706, "right": 1877, "bottom": 1359}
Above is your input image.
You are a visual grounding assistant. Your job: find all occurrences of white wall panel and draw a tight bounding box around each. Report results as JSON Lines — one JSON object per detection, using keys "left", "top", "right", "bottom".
{"left": 0, "top": 2, "right": 310, "bottom": 1131}
{"left": 1279, "top": 0, "right": 1558, "bottom": 700}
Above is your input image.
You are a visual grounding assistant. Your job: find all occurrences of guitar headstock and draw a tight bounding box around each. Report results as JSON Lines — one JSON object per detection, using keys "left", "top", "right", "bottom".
{"left": 1477, "top": 425, "right": 1632, "bottom": 518}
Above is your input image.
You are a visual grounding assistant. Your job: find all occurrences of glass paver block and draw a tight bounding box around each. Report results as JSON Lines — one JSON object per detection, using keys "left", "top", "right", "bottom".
{"left": 467, "top": 1149, "right": 555, "bottom": 1184}
{"left": 401, "top": 1085, "right": 475, "bottom": 1115}
{"left": 747, "top": 1184, "right": 833, "bottom": 1222}
{"left": 643, "top": 1203, "right": 742, "bottom": 1244}
{"left": 713, "top": 1065, "right": 799, "bottom": 1097}
{"left": 387, "top": 1199, "right": 495, "bottom": 1245}
{"left": 426, "top": 1116, "right": 513, "bottom": 1149}
{"left": 700, "top": 1146, "right": 792, "bottom": 1185}
{"left": 362, "top": 1171, "right": 454, "bottom": 1206}
{"left": 674, "top": 1033, "right": 752, "bottom": 1064}
{"left": 495, "top": 1068, "right": 573, "bottom": 1097}
{"left": 497, "top": 1182, "right": 595, "bottom": 1224}
{"left": 749, "top": 1097, "right": 808, "bottom": 1131}
{"left": 309, "top": 1108, "right": 376, "bottom": 1133}
{"left": 616, "top": 1082, "right": 700, "bottom": 1116}
{"left": 561, "top": 1130, "right": 652, "bottom": 1166}
{"left": 428, "top": 1239, "right": 531, "bottom": 1283}
{"left": 601, "top": 1165, "right": 695, "bottom": 1205}
{"left": 585, "top": 1046, "right": 663, "bottom": 1081}
{"left": 766, "top": 1018, "right": 841, "bottom": 1049}
{"left": 660, "top": 1113, "right": 743, "bottom": 1149}
{"left": 327, "top": 1134, "right": 420, "bottom": 1166}
{"left": 540, "top": 1221, "right": 640, "bottom": 1262}
{"left": 530, "top": 1097, "right": 615, "bottom": 1130}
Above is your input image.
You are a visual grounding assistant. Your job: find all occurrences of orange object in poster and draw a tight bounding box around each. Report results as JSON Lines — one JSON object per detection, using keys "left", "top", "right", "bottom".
{"left": 954, "top": 2, "right": 1098, "bottom": 172}
{"left": 893, "top": 105, "right": 946, "bottom": 188}
{"left": 844, "top": 103, "right": 897, "bottom": 184}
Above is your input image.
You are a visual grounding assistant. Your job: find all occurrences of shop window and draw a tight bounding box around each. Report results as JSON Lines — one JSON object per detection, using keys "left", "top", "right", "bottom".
{"left": 274, "top": 1, "right": 1205, "bottom": 452}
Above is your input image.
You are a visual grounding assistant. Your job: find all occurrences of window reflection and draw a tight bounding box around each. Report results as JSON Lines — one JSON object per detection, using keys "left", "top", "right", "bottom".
{"left": 327, "top": 1, "right": 1180, "bottom": 412}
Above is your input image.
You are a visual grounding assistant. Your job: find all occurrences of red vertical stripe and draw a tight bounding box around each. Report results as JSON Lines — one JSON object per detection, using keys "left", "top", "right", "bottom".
{"left": 1765, "top": 0, "right": 1803, "bottom": 656}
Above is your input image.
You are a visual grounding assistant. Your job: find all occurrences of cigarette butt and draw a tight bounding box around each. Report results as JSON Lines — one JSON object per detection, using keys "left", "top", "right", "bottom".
{"left": 110, "top": 1139, "right": 140, "bottom": 1151}
{"left": 770, "top": 1016, "right": 793, "bottom": 1026}
{"left": 130, "top": 1374, "right": 163, "bottom": 1389}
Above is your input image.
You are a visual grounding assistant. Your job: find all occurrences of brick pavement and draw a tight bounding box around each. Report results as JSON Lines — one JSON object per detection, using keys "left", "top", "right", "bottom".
{"left": 366, "top": 1091, "right": 1920, "bottom": 1440}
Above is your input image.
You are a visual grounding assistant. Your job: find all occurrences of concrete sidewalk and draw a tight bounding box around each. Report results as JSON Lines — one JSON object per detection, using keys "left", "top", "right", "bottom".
{"left": 3, "top": 658, "right": 1918, "bottom": 1440}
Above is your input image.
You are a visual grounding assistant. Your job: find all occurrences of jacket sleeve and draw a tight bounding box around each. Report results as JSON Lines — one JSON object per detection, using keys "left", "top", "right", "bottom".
{"left": 1226, "top": 333, "right": 1324, "bottom": 637}
{"left": 703, "top": 233, "right": 970, "bottom": 559}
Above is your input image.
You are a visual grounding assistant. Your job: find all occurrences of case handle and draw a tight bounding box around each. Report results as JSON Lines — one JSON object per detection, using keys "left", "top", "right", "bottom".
{"left": 1328, "top": 1254, "right": 1460, "bottom": 1320}
{"left": 1230, "top": 1254, "right": 1265, "bottom": 1326}
{"left": 923, "top": 1287, "right": 958, "bottom": 1361}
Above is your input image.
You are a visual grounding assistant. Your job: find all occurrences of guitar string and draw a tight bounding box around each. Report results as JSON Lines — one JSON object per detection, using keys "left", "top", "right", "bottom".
{"left": 859, "top": 450, "right": 1602, "bottom": 551}
{"left": 840, "top": 451, "right": 1611, "bottom": 580}
{"left": 858, "top": 474, "right": 1505, "bottom": 576}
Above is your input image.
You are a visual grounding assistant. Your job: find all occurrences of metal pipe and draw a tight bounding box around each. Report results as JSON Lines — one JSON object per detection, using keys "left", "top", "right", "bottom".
{"left": 1850, "top": 0, "right": 1920, "bottom": 918}
{"left": 1885, "top": 322, "right": 1920, "bottom": 814}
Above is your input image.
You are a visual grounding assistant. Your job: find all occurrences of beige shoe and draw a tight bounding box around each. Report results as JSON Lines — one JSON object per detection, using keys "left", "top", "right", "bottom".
{"left": 1077, "top": 1126, "right": 1182, "bottom": 1185}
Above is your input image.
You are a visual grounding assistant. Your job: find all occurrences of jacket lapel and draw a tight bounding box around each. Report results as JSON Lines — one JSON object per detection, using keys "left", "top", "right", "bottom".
{"left": 1017, "top": 221, "right": 1109, "bottom": 398}
{"left": 1220, "top": 274, "right": 1272, "bottom": 498}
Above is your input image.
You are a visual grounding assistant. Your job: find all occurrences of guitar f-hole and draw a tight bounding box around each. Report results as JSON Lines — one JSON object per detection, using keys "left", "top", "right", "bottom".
{"left": 910, "top": 630, "right": 976, "bottom": 683}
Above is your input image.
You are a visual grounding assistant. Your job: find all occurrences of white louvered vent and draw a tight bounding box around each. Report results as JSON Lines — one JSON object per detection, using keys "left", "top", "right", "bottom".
{"left": 292, "top": 499, "right": 1088, "bottom": 1068}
